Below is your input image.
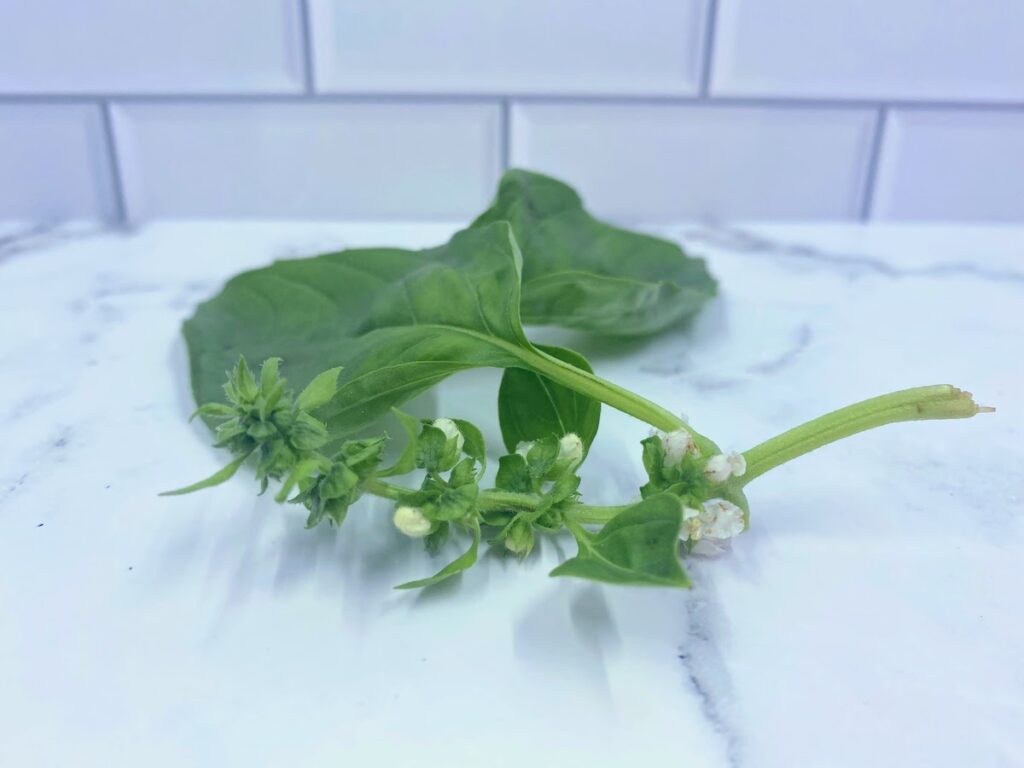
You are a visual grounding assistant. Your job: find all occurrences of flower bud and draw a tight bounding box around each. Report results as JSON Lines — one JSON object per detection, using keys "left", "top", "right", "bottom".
{"left": 515, "top": 440, "right": 534, "bottom": 459}
{"left": 703, "top": 454, "right": 732, "bottom": 483}
{"left": 504, "top": 520, "right": 535, "bottom": 557}
{"left": 432, "top": 418, "right": 464, "bottom": 469}
{"left": 553, "top": 432, "right": 585, "bottom": 474}
{"left": 661, "top": 428, "right": 699, "bottom": 468}
{"left": 393, "top": 505, "right": 432, "bottom": 538}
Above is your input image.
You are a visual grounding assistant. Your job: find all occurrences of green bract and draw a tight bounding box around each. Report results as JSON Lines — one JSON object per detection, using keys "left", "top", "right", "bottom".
{"left": 167, "top": 170, "right": 992, "bottom": 591}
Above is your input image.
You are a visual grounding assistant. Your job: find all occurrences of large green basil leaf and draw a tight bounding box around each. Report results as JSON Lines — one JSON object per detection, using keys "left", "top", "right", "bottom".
{"left": 185, "top": 223, "right": 577, "bottom": 437}
{"left": 471, "top": 169, "right": 717, "bottom": 336}
{"left": 550, "top": 494, "right": 690, "bottom": 588}
{"left": 497, "top": 344, "right": 600, "bottom": 453}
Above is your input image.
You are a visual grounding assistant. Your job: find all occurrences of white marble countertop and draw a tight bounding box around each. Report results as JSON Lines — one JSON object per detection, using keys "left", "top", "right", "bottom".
{"left": 1, "top": 220, "right": 1021, "bottom": 767}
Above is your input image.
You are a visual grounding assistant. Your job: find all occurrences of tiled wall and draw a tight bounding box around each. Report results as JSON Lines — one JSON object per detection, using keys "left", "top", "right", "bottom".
{"left": 2, "top": 0, "right": 1022, "bottom": 224}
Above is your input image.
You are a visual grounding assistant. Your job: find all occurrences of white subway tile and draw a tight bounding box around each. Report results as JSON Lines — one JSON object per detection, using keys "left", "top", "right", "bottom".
{"left": 872, "top": 110, "right": 1024, "bottom": 222}
{"left": 112, "top": 102, "right": 501, "bottom": 220}
{"left": 309, "top": 0, "right": 707, "bottom": 95}
{"left": 511, "top": 103, "right": 875, "bottom": 220}
{"left": 0, "top": 104, "right": 116, "bottom": 221}
{"left": 0, "top": 1, "right": 303, "bottom": 94}
{"left": 712, "top": 0, "right": 1024, "bottom": 101}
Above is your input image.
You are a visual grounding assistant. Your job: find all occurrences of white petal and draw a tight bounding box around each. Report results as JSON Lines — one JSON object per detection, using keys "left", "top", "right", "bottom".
{"left": 661, "top": 428, "right": 698, "bottom": 467}
{"left": 691, "top": 538, "right": 729, "bottom": 557}
{"left": 703, "top": 453, "right": 732, "bottom": 483}
{"left": 557, "top": 433, "right": 584, "bottom": 471}
{"left": 727, "top": 451, "right": 747, "bottom": 477}
{"left": 701, "top": 498, "right": 745, "bottom": 539}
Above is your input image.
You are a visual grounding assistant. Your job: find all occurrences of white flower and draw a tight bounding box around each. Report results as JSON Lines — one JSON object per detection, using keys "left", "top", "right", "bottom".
{"left": 726, "top": 451, "right": 746, "bottom": 478}
{"left": 393, "top": 506, "right": 432, "bottom": 538}
{"left": 682, "top": 505, "right": 702, "bottom": 541}
{"left": 700, "top": 498, "right": 745, "bottom": 539}
{"left": 515, "top": 440, "right": 534, "bottom": 459}
{"left": 555, "top": 433, "right": 584, "bottom": 472}
{"left": 703, "top": 451, "right": 747, "bottom": 483}
{"left": 432, "top": 418, "right": 464, "bottom": 455}
{"left": 680, "top": 498, "right": 745, "bottom": 545}
{"left": 661, "top": 428, "right": 699, "bottom": 467}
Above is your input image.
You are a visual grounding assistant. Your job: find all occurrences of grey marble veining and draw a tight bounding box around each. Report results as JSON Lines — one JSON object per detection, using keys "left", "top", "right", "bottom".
{"left": 0, "top": 221, "right": 1021, "bottom": 767}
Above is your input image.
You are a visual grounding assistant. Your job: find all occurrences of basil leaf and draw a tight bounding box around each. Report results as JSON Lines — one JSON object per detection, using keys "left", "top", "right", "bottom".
{"left": 295, "top": 366, "right": 343, "bottom": 412}
{"left": 159, "top": 451, "right": 253, "bottom": 496}
{"left": 396, "top": 520, "right": 480, "bottom": 589}
{"left": 452, "top": 418, "right": 486, "bottom": 474}
{"left": 186, "top": 223, "right": 549, "bottom": 438}
{"left": 471, "top": 169, "right": 717, "bottom": 336}
{"left": 497, "top": 343, "right": 600, "bottom": 453}
{"left": 494, "top": 453, "right": 532, "bottom": 493}
{"left": 378, "top": 408, "right": 421, "bottom": 477}
{"left": 550, "top": 494, "right": 690, "bottom": 588}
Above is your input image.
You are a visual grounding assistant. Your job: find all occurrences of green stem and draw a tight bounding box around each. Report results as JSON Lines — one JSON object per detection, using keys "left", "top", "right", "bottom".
{"left": 363, "top": 478, "right": 410, "bottom": 501}
{"left": 569, "top": 504, "right": 632, "bottom": 525}
{"left": 364, "top": 478, "right": 630, "bottom": 526}
{"left": 523, "top": 347, "right": 689, "bottom": 435}
{"left": 741, "top": 385, "right": 992, "bottom": 484}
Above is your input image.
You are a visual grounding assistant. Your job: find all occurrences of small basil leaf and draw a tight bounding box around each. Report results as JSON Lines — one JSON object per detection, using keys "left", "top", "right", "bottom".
{"left": 430, "top": 484, "right": 479, "bottom": 522}
{"left": 448, "top": 457, "right": 478, "bottom": 488}
{"left": 339, "top": 435, "right": 387, "bottom": 475}
{"left": 159, "top": 451, "right": 253, "bottom": 496}
{"left": 525, "top": 437, "right": 559, "bottom": 480}
{"left": 188, "top": 402, "right": 236, "bottom": 422}
{"left": 295, "top": 366, "right": 343, "bottom": 412}
{"left": 550, "top": 494, "right": 690, "bottom": 588}
{"left": 416, "top": 425, "right": 448, "bottom": 473}
{"left": 396, "top": 520, "right": 480, "bottom": 589}
{"left": 452, "top": 418, "right": 486, "bottom": 474}
{"left": 379, "top": 408, "right": 421, "bottom": 477}
{"left": 495, "top": 453, "right": 532, "bottom": 493}
{"left": 498, "top": 344, "right": 601, "bottom": 454}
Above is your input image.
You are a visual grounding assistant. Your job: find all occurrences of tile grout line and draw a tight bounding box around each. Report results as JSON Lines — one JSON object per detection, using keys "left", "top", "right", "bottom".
{"left": 98, "top": 100, "right": 128, "bottom": 226}
{"left": 499, "top": 99, "right": 511, "bottom": 171}
{"left": 698, "top": 0, "right": 720, "bottom": 97}
{"left": 298, "top": 0, "right": 317, "bottom": 94}
{"left": 2, "top": 93, "right": 1024, "bottom": 111}
{"left": 859, "top": 106, "right": 889, "bottom": 221}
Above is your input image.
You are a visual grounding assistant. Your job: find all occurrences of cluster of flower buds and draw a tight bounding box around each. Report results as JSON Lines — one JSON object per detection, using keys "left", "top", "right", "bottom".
{"left": 648, "top": 427, "right": 747, "bottom": 553}
{"left": 391, "top": 418, "right": 481, "bottom": 542}
{"left": 515, "top": 432, "right": 585, "bottom": 479}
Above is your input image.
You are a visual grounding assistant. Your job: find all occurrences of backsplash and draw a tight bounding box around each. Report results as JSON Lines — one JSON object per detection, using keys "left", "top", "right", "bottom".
{"left": 1, "top": 0, "right": 1022, "bottom": 224}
